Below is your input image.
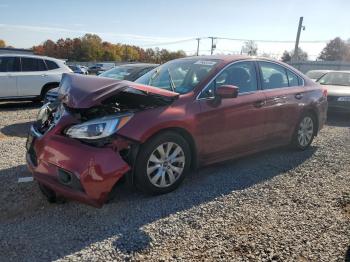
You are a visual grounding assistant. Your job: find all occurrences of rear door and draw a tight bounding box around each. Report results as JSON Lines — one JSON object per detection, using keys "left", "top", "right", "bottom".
{"left": 17, "top": 57, "right": 48, "bottom": 97}
{"left": 0, "top": 56, "right": 20, "bottom": 98}
{"left": 257, "top": 61, "right": 305, "bottom": 143}
{"left": 197, "top": 61, "right": 268, "bottom": 164}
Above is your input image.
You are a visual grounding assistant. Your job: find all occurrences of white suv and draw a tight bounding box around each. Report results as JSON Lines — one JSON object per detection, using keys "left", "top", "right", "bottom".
{"left": 0, "top": 54, "right": 72, "bottom": 101}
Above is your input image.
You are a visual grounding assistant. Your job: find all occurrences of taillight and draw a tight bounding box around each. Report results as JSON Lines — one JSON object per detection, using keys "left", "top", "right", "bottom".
{"left": 322, "top": 89, "right": 328, "bottom": 97}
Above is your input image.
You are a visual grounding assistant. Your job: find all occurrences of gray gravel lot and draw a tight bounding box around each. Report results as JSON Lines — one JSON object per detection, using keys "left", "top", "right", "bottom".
{"left": 0, "top": 101, "right": 349, "bottom": 262}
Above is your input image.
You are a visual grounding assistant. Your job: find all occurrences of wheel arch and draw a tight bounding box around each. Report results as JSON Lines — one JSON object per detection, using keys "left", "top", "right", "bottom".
{"left": 40, "top": 82, "right": 60, "bottom": 98}
{"left": 303, "top": 107, "right": 319, "bottom": 136}
{"left": 142, "top": 127, "right": 199, "bottom": 170}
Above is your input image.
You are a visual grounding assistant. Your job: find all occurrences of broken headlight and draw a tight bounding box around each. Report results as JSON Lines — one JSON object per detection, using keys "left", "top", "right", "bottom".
{"left": 65, "top": 114, "right": 133, "bottom": 140}
{"left": 37, "top": 103, "right": 51, "bottom": 122}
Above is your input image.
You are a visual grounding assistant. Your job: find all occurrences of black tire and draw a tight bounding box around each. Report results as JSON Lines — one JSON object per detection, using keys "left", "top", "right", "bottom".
{"left": 134, "top": 131, "right": 191, "bottom": 195}
{"left": 291, "top": 112, "right": 316, "bottom": 150}
{"left": 38, "top": 183, "right": 57, "bottom": 203}
{"left": 38, "top": 183, "right": 66, "bottom": 204}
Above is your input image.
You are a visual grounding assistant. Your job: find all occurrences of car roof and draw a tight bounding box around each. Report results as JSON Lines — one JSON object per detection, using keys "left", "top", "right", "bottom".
{"left": 323, "top": 70, "right": 350, "bottom": 74}
{"left": 307, "top": 69, "right": 333, "bottom": 73}
{"left": 176, "top": 55, "right": 285, "bottom": 64}
{"left": 120, "top": 63, "right": 159, "bottom": 68}
{"left": 0, "top": 53, "right": 64, "bottom": 62}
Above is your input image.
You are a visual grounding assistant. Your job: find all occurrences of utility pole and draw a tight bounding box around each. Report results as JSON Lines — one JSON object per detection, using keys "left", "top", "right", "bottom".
{"left": 293, "top": 17, "right": 304, "bottom": 62}
{"left": 209, "top": 37, "right": 216, "bottom": 55}
{"left": 196, "top": 38, "right": 200, "bottom": 56}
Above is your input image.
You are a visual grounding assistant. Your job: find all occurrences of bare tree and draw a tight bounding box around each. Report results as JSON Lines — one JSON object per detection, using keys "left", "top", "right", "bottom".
{"left": 318, "top": 37, "right": 349, "bottom": 61}
{"left": 242, "top": 40, "right": 258, "bottom": 56}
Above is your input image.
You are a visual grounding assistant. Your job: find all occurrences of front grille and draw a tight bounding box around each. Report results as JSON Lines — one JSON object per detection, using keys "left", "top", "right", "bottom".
{"left": 327, "top": 96, "right": 339, "bottom": 102}
{"left": 35, "top": 102, "right": 66, "bottom": 135}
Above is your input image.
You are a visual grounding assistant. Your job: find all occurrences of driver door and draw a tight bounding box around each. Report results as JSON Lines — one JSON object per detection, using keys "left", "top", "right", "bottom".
{"left": 196, "top": 61, "right": 267, "bottom": 164}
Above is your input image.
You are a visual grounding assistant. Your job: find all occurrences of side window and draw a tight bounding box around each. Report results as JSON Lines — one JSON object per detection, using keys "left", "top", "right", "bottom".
{"left": 259, "top": 62, "right": 288, "bottom": 89}
{"left": 286, "top": 69, "right": 300, "bottom": 86}
{"left": 0, "top": 57, "right": 20, "bottom": 72}
{"left": 45, "top": 60, "right": 59, "bottom": 70}
{"left": 38, "top": 59, "right": 47, "bottom": 71}
{"left": 21, "top": 58, "right": 47, "bottom": 72}
{"left": 202, "top": 61, "right": 258, "bottom": 97}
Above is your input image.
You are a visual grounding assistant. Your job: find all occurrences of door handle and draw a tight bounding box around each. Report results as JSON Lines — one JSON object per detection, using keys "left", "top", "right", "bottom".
{"left": 253, "top": 100, "right": 266, "bottom": 108}
{"left": 295, "top": 93, "right": 303, "bottom": 100}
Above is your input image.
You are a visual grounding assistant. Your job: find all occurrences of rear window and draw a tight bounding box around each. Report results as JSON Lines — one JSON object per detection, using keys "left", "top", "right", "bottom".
{"left": 45, "top": 60, "right": 59, "bottom": 70}
{"left": 21, "top": 58, "right": 47, "bottom": 71}
{"left": 306, "top": 71, "right": 327, "bottom": 79}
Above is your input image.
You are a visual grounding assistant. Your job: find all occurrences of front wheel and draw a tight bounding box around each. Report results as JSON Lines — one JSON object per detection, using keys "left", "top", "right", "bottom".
{"left": 292, "top": 113, "right": 316, "bottom": 150}
{"left": 134, "top": 132, "right": 191, "bottom": 195}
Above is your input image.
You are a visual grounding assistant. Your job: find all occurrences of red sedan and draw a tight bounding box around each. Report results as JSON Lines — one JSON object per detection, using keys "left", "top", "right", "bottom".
{"left": 26, "top": 55, "right": 328, "bottom": 207}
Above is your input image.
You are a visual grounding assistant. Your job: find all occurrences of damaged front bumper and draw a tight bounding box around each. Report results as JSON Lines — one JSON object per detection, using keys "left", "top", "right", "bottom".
{"left": 26, "top": 120, "right": 131, "bottom": 208}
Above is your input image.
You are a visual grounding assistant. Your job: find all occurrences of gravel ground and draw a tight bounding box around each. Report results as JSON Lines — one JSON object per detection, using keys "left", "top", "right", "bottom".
{"left": 0, "top": 101, "right": 349, "bottom": 262}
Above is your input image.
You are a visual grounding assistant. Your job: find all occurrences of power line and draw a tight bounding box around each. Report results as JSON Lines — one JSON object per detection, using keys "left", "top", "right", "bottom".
{"left": 215, "top": 37, "right": 327, "bottom": 44}
{"left": 140, "top": 38, "right": 197, "bottom": 47}
{"left": 140, "top": 36, "right": 329, "bottom": 48}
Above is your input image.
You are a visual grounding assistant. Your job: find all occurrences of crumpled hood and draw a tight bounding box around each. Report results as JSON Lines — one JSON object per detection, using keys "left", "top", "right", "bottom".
{"left": 323, "top": 84, "right": 350, "bottom": 96}
{"left": 58, "top": 73, "right": 179, "bottom": 108}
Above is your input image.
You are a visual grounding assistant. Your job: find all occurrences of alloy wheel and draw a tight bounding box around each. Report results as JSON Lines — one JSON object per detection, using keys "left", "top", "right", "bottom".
{"left": 146, "top": 142, "right": 185, "bottom": 188}
{"left": 297, "top": 116, "right": 314, "bottom": 147}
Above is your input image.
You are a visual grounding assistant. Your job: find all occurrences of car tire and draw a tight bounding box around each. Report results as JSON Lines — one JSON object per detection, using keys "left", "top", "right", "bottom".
{"left": 38, "top": 183, "right": 65, "bottom": 204}
{"left": 134, "top": 131, "right": 191, "bottom": 195}
{"left": 291, "top": 112, "right": 316, "bottom": 150}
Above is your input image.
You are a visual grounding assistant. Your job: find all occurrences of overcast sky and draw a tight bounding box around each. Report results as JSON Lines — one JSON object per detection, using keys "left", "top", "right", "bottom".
{"left": 0, "top": 0, "right": 349, "bottom": 60}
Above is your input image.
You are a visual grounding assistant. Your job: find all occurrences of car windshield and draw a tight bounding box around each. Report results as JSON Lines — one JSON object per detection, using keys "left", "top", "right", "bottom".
{"left": 306, "top": 71, "right": 328, "bottom": 79}
{"left": 317, "top": 72, "right": 350, "bottom": 86}
{"left": 135, "top": 59, "right": 219, "bottom": 94}
{"left": 99, "top": 66, "right": 134, "bottom": 80}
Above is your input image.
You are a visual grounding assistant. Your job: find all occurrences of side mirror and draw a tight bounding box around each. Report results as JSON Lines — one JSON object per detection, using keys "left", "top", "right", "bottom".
{"left": 215, "top": 85, "right": 239, "bottom": 99}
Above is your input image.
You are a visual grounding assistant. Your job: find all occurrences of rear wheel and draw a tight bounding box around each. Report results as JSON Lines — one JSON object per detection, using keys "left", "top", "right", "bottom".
{"left": 134, "top": 132, "right": 191, "bottom": 195}
{"left": 292, "top": 113, "right": 316, "bottom": 150}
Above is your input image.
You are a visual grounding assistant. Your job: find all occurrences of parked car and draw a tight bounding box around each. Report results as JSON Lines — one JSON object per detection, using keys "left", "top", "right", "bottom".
{"left": 0, "top": 54, "right": 71, "bottom": 101}
{"left": 87, "top": 65, "right": 102, "bottom": 75}
{"left": 88, "top": 63, "right": 115, "bottom": 75}
{"left": 44, "top": 63, "right": 158, "bottom": 103}
{"left": 68, "top": 65, "right": 88, "bottom": 75}
{"left": 306, "top": 70, "right": 332, "bottom": 82}
{"left": 26, "top": 55, "right": 327, "bottom": 207}
{"left": 99, "top": 63, "right": 158, "bottom": 80}
{"left": 317, "top": 70, "right": 350, "bottom": 112}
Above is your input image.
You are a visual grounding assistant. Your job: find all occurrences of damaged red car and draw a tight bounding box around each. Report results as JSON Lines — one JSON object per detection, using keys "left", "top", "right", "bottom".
{"left": 26, "top": 55, "right": 328, "bottom": 207}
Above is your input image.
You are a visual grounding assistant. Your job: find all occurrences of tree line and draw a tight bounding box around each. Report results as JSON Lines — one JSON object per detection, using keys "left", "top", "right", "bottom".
{"left": 240, "top": 37, "right": 350, "bottom": 63}
{"left": 29, "top": 34, "right": 186, "bottom": 63}
{"left": 281, "top": 37, "right": 350, "bottom": 62}
{"left": 1, "top": 35, "right": 350, "bottom": 63}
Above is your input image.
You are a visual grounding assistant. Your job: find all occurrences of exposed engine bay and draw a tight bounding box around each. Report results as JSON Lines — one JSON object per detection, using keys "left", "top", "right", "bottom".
{"left": 67, "top": 88, "right": 175, "bottom": 121}
{"left": 34, "top": 87, "right": 176, "bottom": 136}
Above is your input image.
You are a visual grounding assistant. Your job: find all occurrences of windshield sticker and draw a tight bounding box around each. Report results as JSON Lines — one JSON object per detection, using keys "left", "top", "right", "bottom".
{"left": 194, "top": 60, "right": 217, "bottom": 66}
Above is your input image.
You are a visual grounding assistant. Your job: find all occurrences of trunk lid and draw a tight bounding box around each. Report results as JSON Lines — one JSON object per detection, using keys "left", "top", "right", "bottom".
{"left": 323, "top": 84, "right": 350, "bottom": 96}
{"left": 58, "top": 73, "right": 179, "bottom": 108}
